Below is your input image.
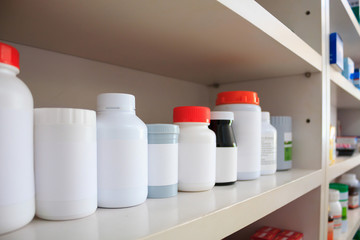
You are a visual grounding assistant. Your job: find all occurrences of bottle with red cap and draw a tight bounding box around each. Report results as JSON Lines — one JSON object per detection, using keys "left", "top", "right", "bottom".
{"left": 173, "top": 106, "right": 216, "bottom": 191}
{"left": 214, "top": 91, "right": 261, "bottom": 180}
{"left": 0, "top": 42, "right": 35, "bottom": 234}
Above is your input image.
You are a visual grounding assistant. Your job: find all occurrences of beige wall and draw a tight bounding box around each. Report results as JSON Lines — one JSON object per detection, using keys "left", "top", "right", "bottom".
{"left": 9, "top": 42, "right": 211, "bottom": 123}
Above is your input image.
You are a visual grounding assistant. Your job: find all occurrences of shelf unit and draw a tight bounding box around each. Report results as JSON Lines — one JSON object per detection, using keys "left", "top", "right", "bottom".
{"left": 0, "top": 0, "right": 360, "bottom": 239}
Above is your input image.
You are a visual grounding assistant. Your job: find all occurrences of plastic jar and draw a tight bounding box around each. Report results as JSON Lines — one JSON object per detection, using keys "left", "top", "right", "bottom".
{"left": 97, "top": 93, "right": 148, "bottom": 208}
{"left": 209, "top": 111, "right": 237, "bottom": 185}
{"left": 147, "top": 124, "right": 179, "bottom": 198}
{"left": 329, "top": 189, "right": 342, "bottom": 239}
{"left": 214, "top": 91, "right": 261, "bottom": 180}
{"left": 261, "top": 112, "right": 277, "bottom": 175}
{"left": 34, "top": 108, "right": 97, "bottom": 220}
{"left": 339, "top": 173, "right": 359, "bottom": 209}
{"left": 270, "top": 116, "right": 292, "bottom": 170}
{"left": 330, "top": 183, "right": 349, "bottom": 233}
{"left": 174, "top": 106, "right": 216, "bottom": 191}
{"left": 0, "top": 42, "right": 35, "bottom": 234}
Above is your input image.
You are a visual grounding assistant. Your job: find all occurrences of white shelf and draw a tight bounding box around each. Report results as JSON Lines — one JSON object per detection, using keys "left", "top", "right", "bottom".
{"left": 0, "top": 169, "right": 322, "bottom": 240}
{"left": 328, "top": 154, "right": 360, "bottom": 182}
{"left": 0, "top": 0, "right": 321, "bottom": 85}
{"left": 330, "top": 0, "right": 360, "bottom": 65}
{"left": 330, "top": 66, "right": 360, "bottom": 109}
{"left": 339, "top": 208, "right": 360, "bottom": 240}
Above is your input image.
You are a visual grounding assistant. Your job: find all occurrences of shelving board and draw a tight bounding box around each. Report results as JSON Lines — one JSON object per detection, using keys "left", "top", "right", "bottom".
{"left": 0, "top": 169, "right": 322, "bottom": 240}
{"left": 328, "top": 154, "right": 360, "bottom": 182}
{"left": 330, "top": 0, "right": 360, "bottom": 65}
{"left": 339, "top": 207, "right": 360, "bottom": 240}
{"left": 0, "top": 0, "right": 321, "bottom": 85}
{"left": 330, "top": 66, "right": 360, "bottom": 108}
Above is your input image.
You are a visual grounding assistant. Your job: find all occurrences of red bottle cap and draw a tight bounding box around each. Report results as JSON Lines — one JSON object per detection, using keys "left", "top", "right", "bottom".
{"left": 216, "top": 91, "right": 260, "bottom": 105}
{"left": 0, "top": 42, "right": 20, "bottom": 69}
{"left": 173, "top": 106, "right": 210, "bottom": 123}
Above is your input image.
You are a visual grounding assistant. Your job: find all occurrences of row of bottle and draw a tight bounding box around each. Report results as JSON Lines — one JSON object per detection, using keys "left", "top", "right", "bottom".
{"left": 328, "top": 173, "right": 359, "bottom": 240}
{"left": 0, "top": 42, "right": 292, "bottom": 235}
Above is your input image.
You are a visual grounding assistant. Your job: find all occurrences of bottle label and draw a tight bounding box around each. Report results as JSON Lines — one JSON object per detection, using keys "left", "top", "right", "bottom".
{"left": 284, "top": 132, "right": 292, "bottom": 161}
{"left": 261, "top": 132, "right": 276, "bottom": 166}
{"left": 349, "top": 195, "right": 359, "bottom": 209}
{"left": 333, "top": 215, "right": 342, "bottom": 230}
{"left": 340, "top": 200, "right": 348, "bottom": 220}
{"left": 148, "top": 144, "right": 178, "bottom": 186}
{"left": 0, "top": 109, "right": 34, "bottom": 205}
{"left": 216, "top": 147, "right": 237, "bottom": 182}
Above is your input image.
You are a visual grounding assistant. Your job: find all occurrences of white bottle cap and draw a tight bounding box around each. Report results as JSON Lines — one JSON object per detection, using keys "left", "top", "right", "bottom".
{"left": 210, "top": 111, "right": 234, "bottom": 120}
{"left": 329, "top": 189, "right": 340, "bottom": 202}
{"left": 97, "top": 93, "right": 135, "bottom": 111}
{"left": 35, "top": 108, "right": 96, "bottom": 126}
{"left": 340, "top": 173, "right": 358, "bottom": 184}
{"left": 262, "top": 112, "right": 270, "bottom": 122}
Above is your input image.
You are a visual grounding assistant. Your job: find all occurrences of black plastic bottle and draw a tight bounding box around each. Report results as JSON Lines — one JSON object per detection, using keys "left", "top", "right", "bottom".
{"left": 209, "top": 111, "right": 237, "bottom": 185}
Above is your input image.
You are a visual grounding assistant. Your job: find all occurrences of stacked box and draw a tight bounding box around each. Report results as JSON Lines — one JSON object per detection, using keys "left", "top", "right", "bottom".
{"left": 349, "top": 0, "right": 360, "bottom": 23}
{"left": 330, "top": 33, "right": 344, "bottom": 72}
{"left": 251, "top": 227, "right": 303, "bottom": 240}
{"left": 353, "top": 69, "right": 360, "bottom": 89}
{"left": 342, "top": 57, "right": 355, "bottom": 81}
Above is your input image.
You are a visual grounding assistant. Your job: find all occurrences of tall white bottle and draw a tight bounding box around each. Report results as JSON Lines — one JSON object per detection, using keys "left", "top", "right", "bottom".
{"left": 0, "top": 42, "right": 35, "bottom": 234}
{"left": 261, "top": 112, "right": 277, "bottom": 175}
{"left": 97, "top": 93, "right": 148, "bottom": 208}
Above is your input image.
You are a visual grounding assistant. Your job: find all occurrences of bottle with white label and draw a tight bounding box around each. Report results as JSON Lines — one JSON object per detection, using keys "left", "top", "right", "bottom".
{"left": 261, "top": 112, "right": 277, "bottom": 175}
{"left": 147, "top": 124, "right": 179, "bottom": 198}
{"left": 174, "top": 106, "right": 216, "bottom": 191}
{"left": 97, "top": 93, "right": 148, "bottom": 208}
{"left": 0, "top": 42, "right": 35, "bottom": 234}
{"left": 329, "top": 189, "right": 342, "bottom": 239}
{"left": 339, "top": 173, "right": 359, "bottom": 209}
{"left": 209, "top": 111, "right": 237, "bottom": 185}
{"left": 270, "top": 116, "right": 292, "bottom": 170}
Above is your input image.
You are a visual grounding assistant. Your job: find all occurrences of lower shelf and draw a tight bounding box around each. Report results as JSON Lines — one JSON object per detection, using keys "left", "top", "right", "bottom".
{"left": 339, "top": 207, "right": 360, "bottom": 240}
{"left": 328, "top": 154, "right": 360, "bottom": 182}
{"left": 0, "top": 169, "right": 322, "bottom": 240}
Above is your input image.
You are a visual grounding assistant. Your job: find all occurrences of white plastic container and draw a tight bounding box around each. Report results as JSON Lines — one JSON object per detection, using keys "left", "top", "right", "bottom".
{"left": 270, "top": 116, "right": 292, "bottom": 170}
{"left": 0, "top": 42, "right": 35, "bottom": 234}
{"left": 209, "top": 111, "right": 237, "bottom": 185}
{"left": 147, "top": 124, "right": 179, "bottom": 198}
{"left": 174, "top": 106, "right": 216, "bottom": 191}
{"left": 339, "top": 173, "right": 359, "bottom": 187}
{"left": 34, "top": 108, "right": 97, "bottom": 220}
{"left": 97, "top": 93, "right": 148, "bottom": 208}
{"left": 261, "top": 112, "right": 277, "bottom": 175}
{"left": 329, "top": 189, "right": 342, "bottom": 240}
{"left": 214, "top": 91, "right": 261, "bottom": 180}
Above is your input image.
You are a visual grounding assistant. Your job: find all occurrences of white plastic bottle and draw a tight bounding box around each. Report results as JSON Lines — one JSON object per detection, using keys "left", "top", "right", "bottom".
{"left": 329, "top": 189, "right": 342, "bottom": 240}
{"left": 174, "top": 106, "right": 216, "bottom": 191}
{"left": 261, "top": 112, "right": 277, "bottom": 175}
{"left": 0, "top": 42, "right": 35, "bottom": 234}
{"left": 34, "top": 108, "right": 97, "bottom": 220}
{"left": 97, "top": 93, "right": 148, "bottom": 208}
{"left": 214, "top": 91, "right": 261, "bottom": 180}
{"left": 339, "top": 173, "right": 359, "bottom": 209}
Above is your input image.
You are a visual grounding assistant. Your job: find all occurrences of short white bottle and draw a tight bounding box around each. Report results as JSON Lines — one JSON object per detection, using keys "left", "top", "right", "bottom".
{"left": 261, "top": 112, "right": 277, "bottom": 175}
{"left": 329, "top": 189, "right": 342, "bottom": 240}
{"left": 97, "top": 93, "right": 148, "bottom": 208}
{"left": 0, "top": 42, "right": 35, "bottom": 234}
{"left": 174, "top": 106, "right": 216, "bottom": 191}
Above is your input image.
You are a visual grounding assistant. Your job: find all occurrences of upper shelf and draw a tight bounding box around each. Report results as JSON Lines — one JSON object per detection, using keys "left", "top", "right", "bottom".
{"left": 330, "top": 0, "right": 360, "bottom": 65}
{"left": 0, "top": 169, "right": 322, "bottom": 240}
{"left": 0, "top": 0, "right": 321, "bottom": 85}
{"left": 330, "top": 66, "right": 360, "bottom": 109}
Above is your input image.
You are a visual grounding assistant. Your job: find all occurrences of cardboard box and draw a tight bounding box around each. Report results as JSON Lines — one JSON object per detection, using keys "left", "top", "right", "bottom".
{"left": 278, "top": 230, "right": 304, "bottom": 240}
{"left": 348, "top": 0, "right": 360, "bottom": 23}
{"left": 251, "top": 231, "right": 277, "bottom": 240}
{"left": 258, "top": 226, "right": 282, "bottom": 235}
{"left": 353, "top": 69, "right": 360, "bottom": 88}
{"left": 330, "top": 32, "right": 344, "bottom": 72}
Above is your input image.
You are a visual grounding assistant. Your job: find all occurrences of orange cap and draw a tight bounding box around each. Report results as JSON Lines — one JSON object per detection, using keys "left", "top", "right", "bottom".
{"left": 173, "top": 106, "right": 210, "bottom": 123}
{"left": 216, "top": 91, "right": 260, "bottom": 105}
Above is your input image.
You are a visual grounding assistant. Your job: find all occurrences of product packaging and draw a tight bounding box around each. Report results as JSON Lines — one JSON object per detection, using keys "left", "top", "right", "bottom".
{"left": 329, "top": 32, "right": 344, "bottom": 72}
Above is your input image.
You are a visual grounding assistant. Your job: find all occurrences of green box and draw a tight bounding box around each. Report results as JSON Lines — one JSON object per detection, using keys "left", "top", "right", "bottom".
{"left": 352, "top": 6, "right": 360, "bottom": 23}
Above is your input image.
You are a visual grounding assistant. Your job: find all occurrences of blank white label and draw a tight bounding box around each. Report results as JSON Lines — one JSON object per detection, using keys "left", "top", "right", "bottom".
{"left": 216, "top": 147, "right": 237, "bottom": 182}
{"left": 148, "top": 144, "right": 178, "bottom": 186}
